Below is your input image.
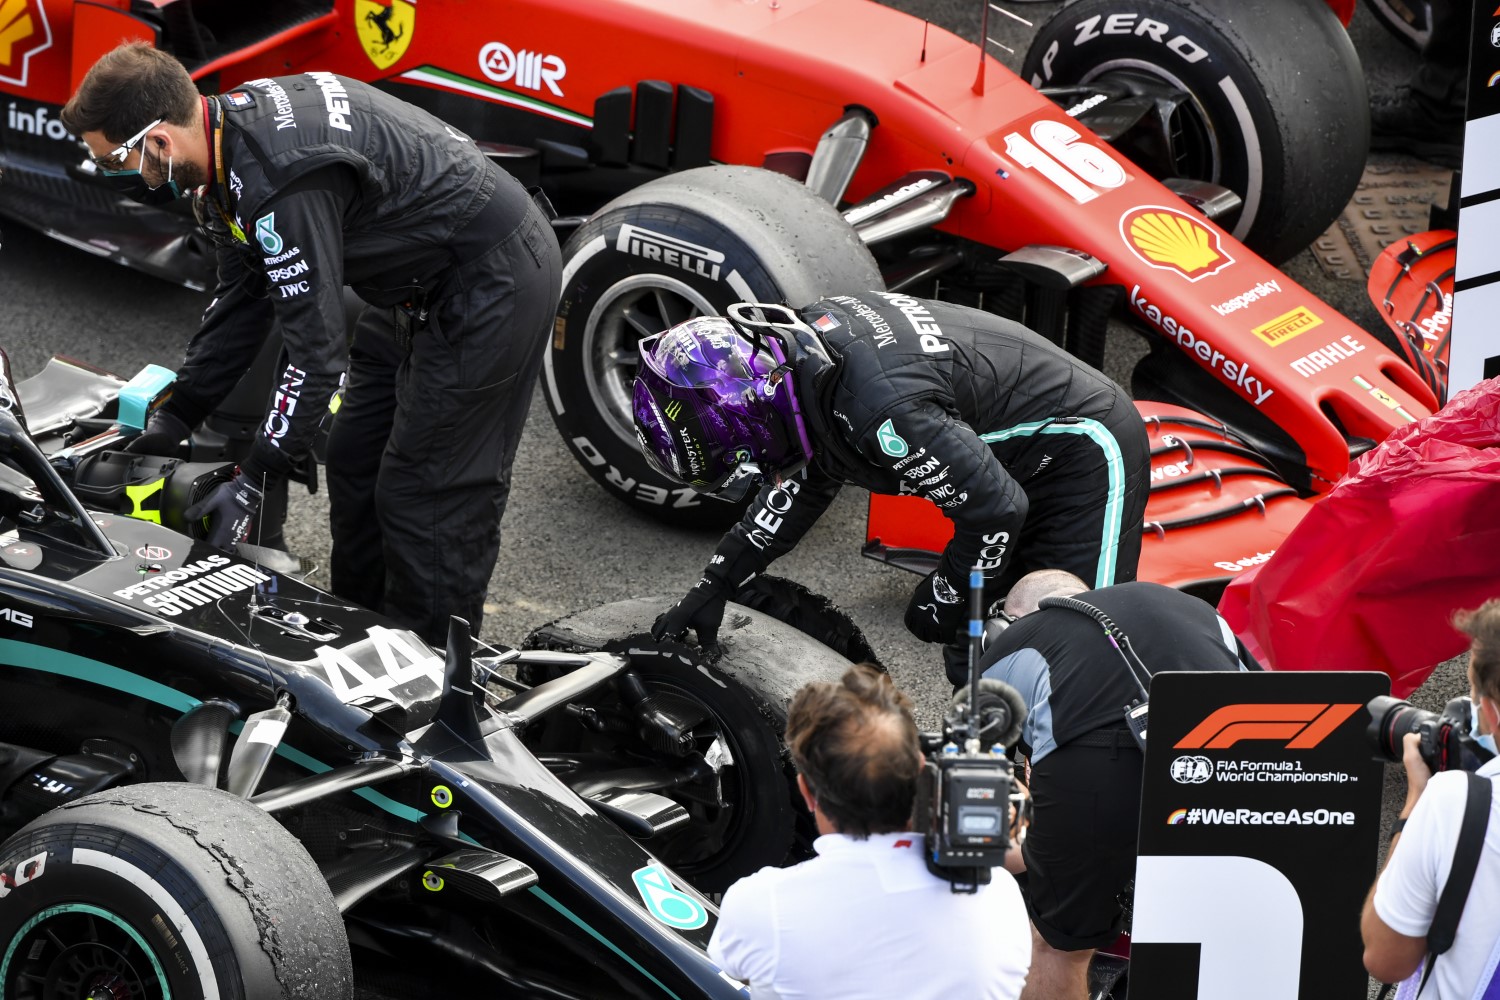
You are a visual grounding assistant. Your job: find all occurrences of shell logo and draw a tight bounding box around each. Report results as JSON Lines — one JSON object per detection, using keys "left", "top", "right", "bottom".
{"left": 1119, "top": 205, "right": 1235, "bottom": 282}
{"left": 0, "top": 0, "right": 51, "bottom": 88}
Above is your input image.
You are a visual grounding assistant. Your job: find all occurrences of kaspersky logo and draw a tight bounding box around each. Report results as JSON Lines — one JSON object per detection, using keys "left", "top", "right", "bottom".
{"left": 1119, "top": 205, "right": 1234, "bottom": 282}
{"left": 1175, "top": 704, "right": 1361, "bottom": 750}
{"left": 0, "top": 0, "right": 52, "bottom": 88}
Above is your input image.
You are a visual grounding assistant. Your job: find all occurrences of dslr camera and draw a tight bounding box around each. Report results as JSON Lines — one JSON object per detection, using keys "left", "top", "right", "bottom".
{"left": 914, "top": 568, "right": 1029, "bottom": 893}
{"left": 1367, "top": 695, "right": 1496, "bottom": 773}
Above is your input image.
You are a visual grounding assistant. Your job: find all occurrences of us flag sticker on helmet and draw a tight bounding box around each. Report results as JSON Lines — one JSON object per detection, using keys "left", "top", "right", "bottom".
{"left": 876, "top": 419, "right": 908, "bottom": 458}
{"left": 1119, "top": 205, "right": 1235, "bottom": 282}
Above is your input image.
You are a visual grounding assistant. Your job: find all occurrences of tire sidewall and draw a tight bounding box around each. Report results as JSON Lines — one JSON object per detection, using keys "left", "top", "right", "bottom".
{"left": 602, "top": 640, "right": 800, "bottom": 892}
{"left": 1021, "top": 0, "right": 1365, "bottom": 262}
{"left": 0, "top": 822, "right": 245, "bottom": 998}
{"left": 550, "top": 203, "right": 800, "bottom": 528}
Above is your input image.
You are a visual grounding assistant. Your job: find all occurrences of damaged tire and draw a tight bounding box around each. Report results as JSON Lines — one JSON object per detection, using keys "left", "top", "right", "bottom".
{"left": 524, "top": 595, "right": 856, "bottom": 890}
{"left": 0, "top": 783, "right": 351, "bottom": 1000}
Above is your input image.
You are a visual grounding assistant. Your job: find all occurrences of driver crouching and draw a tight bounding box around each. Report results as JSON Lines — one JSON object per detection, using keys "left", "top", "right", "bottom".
{"left": 709, "top": 664, "right": 1032, "bottom": 998}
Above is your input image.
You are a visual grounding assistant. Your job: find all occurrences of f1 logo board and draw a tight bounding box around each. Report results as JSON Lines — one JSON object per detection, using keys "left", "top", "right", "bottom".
{"left": 1131, "top": 671, "right": 1389, "bottom": 999}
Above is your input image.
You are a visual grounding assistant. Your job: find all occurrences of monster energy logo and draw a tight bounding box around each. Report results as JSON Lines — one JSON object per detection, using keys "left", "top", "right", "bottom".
{"left": 663, "top": 400, "right": 683, "bottom": 421}
{"left": 877, "top": 418, "right": 908, "bottom": 458}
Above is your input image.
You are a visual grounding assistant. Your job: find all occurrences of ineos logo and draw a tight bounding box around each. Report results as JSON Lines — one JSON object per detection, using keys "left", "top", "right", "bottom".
{"left": 478, "top": 41, "right": 566, "bottom": 96}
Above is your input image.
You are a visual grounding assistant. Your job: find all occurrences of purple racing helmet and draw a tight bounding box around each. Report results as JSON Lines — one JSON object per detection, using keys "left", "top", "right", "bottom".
{"left": 633, "top": 314, "right": 815, "bottom": 503}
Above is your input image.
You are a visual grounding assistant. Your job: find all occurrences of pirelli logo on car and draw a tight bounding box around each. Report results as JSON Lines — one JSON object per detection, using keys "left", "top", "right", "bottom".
{"left": 1252, "top": 306, "right": 1323, "bottom": 347}
{"left": 616, "top": 224, "right": 723, "bottom": 281}
{"left": 1118, "top": 205, "right": 1234, "bottom": 282}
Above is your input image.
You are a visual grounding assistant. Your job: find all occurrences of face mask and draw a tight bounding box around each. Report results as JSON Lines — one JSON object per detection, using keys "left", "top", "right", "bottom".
{"left": 99, "top": 140, "right": 182, "bottom": 206}
{"left": 1469, "top": 698, "right": 1497, "bottom": 756}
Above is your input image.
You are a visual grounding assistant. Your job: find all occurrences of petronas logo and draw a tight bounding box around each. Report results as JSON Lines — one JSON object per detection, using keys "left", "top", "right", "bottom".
{"left": 631, "top": 865, "right": 707, "bottom": 930}
{"left": 876, "top": 418, "right": 908, "bottom": 458}
{"left": 663, "top": 400, "right": 683, "bottom": 422}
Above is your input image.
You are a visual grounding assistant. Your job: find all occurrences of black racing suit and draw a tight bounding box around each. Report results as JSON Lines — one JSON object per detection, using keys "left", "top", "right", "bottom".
{"left": 978, "top": 582, "right": 1257, "bottom": 950}
{"left": 162, "top": 75, "right": 561, "bottom": 643}
{"left": 700, "top": 292, "right": 1150, "bottom": 649}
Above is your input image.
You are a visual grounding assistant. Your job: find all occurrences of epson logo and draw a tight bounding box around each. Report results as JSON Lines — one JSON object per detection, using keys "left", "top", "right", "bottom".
{"left": 616, "top": 224, "right": 724, "bottom": 280}
{"left": 267, "top": 260, "right": 310, "bottom": 282}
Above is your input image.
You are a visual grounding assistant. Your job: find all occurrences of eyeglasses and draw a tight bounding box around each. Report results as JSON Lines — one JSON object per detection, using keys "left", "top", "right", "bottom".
{"left": 89, "top": 118, "right": 162, "bottom": 172}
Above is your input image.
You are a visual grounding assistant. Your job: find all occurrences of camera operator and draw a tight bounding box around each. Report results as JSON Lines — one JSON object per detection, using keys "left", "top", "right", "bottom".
{"left": 1362, "top": 600, "right": 1500, "bottom": 996}
{"left": 977, "top": 570, "right": 1258, "bottom": 1000}
{"left": 708, "top": 664, "right": 1032, "bottom": 999}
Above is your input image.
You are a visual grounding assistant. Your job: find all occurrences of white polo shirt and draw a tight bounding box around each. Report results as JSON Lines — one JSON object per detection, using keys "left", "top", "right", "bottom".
{"left": 708, "top": 831, "right": 1031, "bottom": 999}
{"left": 1375, "top": 757, "right": 1500, "bottom": 999}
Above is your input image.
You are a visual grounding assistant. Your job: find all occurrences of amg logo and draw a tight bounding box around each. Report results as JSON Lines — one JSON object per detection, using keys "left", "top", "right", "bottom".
{"left": 616, "top": 224, "right": 723, "bottom": 280}
{"left": 1290, "top": 335, "right": 1365, "bottom": 378}
{"left": 0, "top": 607, "right": 33, "bottom": 627}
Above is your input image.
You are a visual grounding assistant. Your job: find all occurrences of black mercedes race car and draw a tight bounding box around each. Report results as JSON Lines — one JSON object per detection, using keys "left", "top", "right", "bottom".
{"left": 0, "top": 353, "right": 851, "bottom": 999}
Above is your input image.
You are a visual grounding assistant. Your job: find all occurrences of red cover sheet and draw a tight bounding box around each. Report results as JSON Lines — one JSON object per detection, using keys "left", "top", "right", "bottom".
{"left": 1219, "top": 377, "right": 1500, "bottom": 697}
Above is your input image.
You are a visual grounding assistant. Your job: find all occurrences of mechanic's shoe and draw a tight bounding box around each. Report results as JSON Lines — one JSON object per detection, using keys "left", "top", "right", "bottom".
{"left": 1370, "top": 88, "right": 1464, "bottom": 170}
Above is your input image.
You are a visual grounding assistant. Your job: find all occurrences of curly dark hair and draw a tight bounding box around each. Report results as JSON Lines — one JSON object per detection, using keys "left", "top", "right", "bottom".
{"left": 61, "top": 42, "right": 199, "bottom": 141}
{"left": 785, "top": 663, "right": 921, "bottom": 838}
{"left": 1455, "top": 599, "right": 1500, "bottom": 704}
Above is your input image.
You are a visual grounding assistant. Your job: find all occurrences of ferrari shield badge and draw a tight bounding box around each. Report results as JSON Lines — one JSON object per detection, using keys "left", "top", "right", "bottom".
{"left": 631, "top": 864, "right": 708, "bottom": 930}
{"left": 355, "top": 0, "right": 414, "bottom": 71}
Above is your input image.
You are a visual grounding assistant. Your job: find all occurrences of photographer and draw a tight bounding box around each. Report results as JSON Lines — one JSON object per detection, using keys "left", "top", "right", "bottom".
{"left": 1362, "top": 600, "right": 1500, "bottom": 996}
{"left": 708, "top": 664, "right": 1032, "bottom": 999}
{"left": 977, "top": 570, "right": 1257, "bottom": 1000}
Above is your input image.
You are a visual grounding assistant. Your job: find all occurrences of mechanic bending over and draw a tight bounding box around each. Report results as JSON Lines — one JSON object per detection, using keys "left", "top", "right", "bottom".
{"left": 978, "top": 570, "right": 1257, "bottom": 1000}
{"left": 1362, "top": 599, "right": 1500, "bottom": 998}
{"left": 635, "top": 294, "right": 1150, "bottom": 681}
{"left": 63, "top": 44, "right": 562, "bottom": 645}
{"left": 710, "top": 662, "right": 1032, "bottom": 998}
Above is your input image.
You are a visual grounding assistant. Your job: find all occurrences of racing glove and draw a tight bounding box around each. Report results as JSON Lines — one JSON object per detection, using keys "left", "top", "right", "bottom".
{"left": 184, "top": 470, "right": 263, "bottom": 552}
{"left": 904, "top": 569, "right": 967, "bottom": 645}
{"left": 124, "top": 409, "right": 191, "bottom": 456}
{"left": 651, "top": 538, "right": 763, "bottom": 647}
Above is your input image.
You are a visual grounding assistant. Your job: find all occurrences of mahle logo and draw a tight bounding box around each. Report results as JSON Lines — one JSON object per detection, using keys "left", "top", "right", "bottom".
{"left": 355, "top": 0, "right": 414, "bottom": 70}
{"left": 876, "top": 418, "right": 908, "bottom": 458}
{"left": 1119, "top": 205, "right": 1234, "bottom": 282}
{"left": 0, "top": 0, "right": 52, "bottom": 88}
{"left": 255, "top": 214, "right": 283, "bottom": 255}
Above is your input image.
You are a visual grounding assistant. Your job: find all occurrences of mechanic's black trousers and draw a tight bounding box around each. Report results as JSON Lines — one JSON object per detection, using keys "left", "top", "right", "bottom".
{"left": 325, "top": 203, "right": 562, "bottom": 645}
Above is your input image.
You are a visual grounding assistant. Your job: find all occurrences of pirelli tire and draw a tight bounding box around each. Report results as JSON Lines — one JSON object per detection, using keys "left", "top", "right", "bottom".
{"left": 0, "top": 782, "right": 352, "bottom": 1000}
{"left": 1022, "top": 0, "right": 1368, "bottom": 264}
{"left": 523, "top": 596, "right": 856, "bottom": 890}
{"left": 545, "top": 165, "right": 884, "bottom": 528}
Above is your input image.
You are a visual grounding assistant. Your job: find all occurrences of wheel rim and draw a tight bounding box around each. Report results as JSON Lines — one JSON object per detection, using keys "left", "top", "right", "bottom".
{"left": 1, "top": 904, "right": 171, "bottom": 1000}
{"left": 1079, "top": 63, "right": 1220, "bottom": 185}
{"left": 581, "top": 274, "right": 717, "bottom": 448}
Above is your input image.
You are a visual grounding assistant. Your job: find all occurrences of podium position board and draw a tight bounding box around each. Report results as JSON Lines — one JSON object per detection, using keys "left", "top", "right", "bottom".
{"left": 1452, "top": 0, "right": 1500, "bottom": 391}
{"left": 1130, "top": 671, "right": 1389, "bottom": 999}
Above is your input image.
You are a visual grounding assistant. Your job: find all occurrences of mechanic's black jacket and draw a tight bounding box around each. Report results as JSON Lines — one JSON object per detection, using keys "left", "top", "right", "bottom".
{"left": 168, "top": 74, "right": 532, "bottom": 483}
{"left": 978, "top": 582, "right": 1258, "bottom": 760}
{"left": 707, "top": 292, "right": 1136, "bottom": 592}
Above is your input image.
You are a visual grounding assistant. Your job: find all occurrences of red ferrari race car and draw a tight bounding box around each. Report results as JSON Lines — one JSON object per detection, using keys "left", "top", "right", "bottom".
{"left": 0, "top": 0, "right": 1450, "bottom": 602}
